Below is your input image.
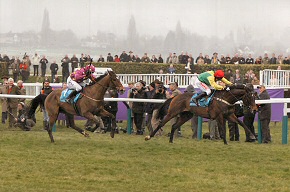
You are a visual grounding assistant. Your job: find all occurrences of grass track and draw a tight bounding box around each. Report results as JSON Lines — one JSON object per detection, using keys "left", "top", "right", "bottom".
{"left": 1, "top": 118, "right": 290, "bottom": 191}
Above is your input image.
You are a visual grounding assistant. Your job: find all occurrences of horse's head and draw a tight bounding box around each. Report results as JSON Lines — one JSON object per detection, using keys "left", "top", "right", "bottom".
{"left": 242, "top": 85, "right": 258, "bottom": 112}
{"left": 108, "top": 70, "right": 125, "bottom": 94}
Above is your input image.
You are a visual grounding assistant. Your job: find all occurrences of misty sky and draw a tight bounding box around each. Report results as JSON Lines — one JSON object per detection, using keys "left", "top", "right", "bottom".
{"left": 1, "top": 0, "right": 290, "bottom": 39}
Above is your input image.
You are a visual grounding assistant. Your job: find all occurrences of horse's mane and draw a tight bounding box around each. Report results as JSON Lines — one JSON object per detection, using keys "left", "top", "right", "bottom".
{"left": 94, "top": 72, "right": 108, "bottom": 82}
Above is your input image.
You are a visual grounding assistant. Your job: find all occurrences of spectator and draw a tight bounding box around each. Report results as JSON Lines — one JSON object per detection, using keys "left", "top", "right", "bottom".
{"left": 231, "top": 53, "right": 239, "bottom": 64}
{"left": 208, "top": 119, "right": 221, "bottom": 140}
{"left": 17, "top": 80, "right": 26, "bottom": 104}
{"left": 225, "top": 54, "right": 232, "bottom": 64}
{"left": 255, "top": 56, "right": 262, "bottom": 64}
{"left": 128, "top": 51, "right": 136, "bottom": 62}
{"left": 262, "top": 53, "right": 270, "bottom": 64}
{"left": 276, "top": 55, "right": 284, "bottom": 64}
{"left": 41, "top": 79, "right": 54, "bottom": 130}
{"left": 61, "top": 55, "right": 70, "bottom": 82}
{"left": 233, "top": 69, "right": 243, "bottom": 84}
{"left": 251, "top": 76, "right": 260, "bottom": 85}
{"left": 225, "top": 69, "right": 234, "bottom": 83}
{"left": 239, "top": 54, "right": 245, "bottom": 64}
{"left": 120, "top": 51, "right": 128, "bottom": 62}
{"left": 220, "top": 54, "right": 226, "bottom": 64}
{"left": 145, "top": 82, "right": 155, "bottom": 133}
{"left": 269, "top": 53, "right": 277, "bottom": 64}
{"left": 172, "top": 53, "right": 178, "bottom": 64}
{"left": 102, "top": 88, "right": 119, "bottom": 133}
{"left": 141, "top": 53, "right": 150, "bottom": 63}
{"left": 6, "top": 78, "right": 21, "bottom": 128}
{"left": 244, "top": 83, "right": 257, "bottom": 142}
{"left": 151, "top": 81, "right": 167, "bottom": 135}
{"left": 114, "top": 55, "right": 120, "bottom": 62}
{"left": 181, "top": 52, "right": 189, "bottom": 64}
{"left": 195, "top": 53, "right": 203, "bottom": 63}
{"left": 166, "top": 82, "right": 182, "bottom": 137}
{"left": 20, "top": 56, "right": 30, "bottom": 82}
{"left": 166, "top": 53, "right": 173, "bottom": 64}
{"left": 246, "top": 54, "right": 254, "bottom": 64}
{"left": 129, "top": 82, "right": 147, "bottom": 135}
{"left": 71, "top": 54, "right": 79, "bottom": 72}
{"left": 97, "top": 55, "right": 105, "bottom": 62}
{"left": 54, "top": 75, "right": 60, "bottom": 83}
{"left": 40, "top": 55, "right": 48, "bottom": 77}
{"left": 204, "top": 55, "right": 211, "bottom": 64}
{"left": 178, "top": 51, "right": 184, "bottom": 64}
{"left": 257, "top": 85, "right": 271, "bottom": 143}
{"left": 50, "top": 60, "right": 59, "bottom": 83}
{"left": 0, "top": 76, "right": 8, "bottom": 124}
{"left": 135, "top": 55, "right": 141, "bottom": 63}
{"left": 32, "top": 53, "right": 40, "bottom": 76}
{"left": 107, "top": 53, "right": 113, "bottom": 62}
{"left": 211, "top": 52, "right": 219, "bottom": 64}
{"left": 185, "top": 58, "right": 193, "bottom": 74}
{"left": 79, "top": 53, "right": 87, "bottom": 68}
{"left": 157, "top": 54, "right": 164, "bottom": 63}
{"left": 151, "top": 55, "right": 158, "bottom": 63}
{"left": 14, "top": 102, "right": 35, "bottom": 131}
{"left": 11, "top": 59, "right": 19, "bottom": 82}
{"left": 168, "top": 64, "right": 176, "bottom": 74}
{"left": 196, "top": 56, "right": 205, "bottom": 64}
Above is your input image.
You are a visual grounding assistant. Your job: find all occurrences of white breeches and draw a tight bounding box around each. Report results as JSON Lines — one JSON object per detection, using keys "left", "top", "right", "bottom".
{"left": 67, "top": 76, "right": 84, "bottom": 91}
{"left": 195, "top": 78, "right": 211, "bottom": 95}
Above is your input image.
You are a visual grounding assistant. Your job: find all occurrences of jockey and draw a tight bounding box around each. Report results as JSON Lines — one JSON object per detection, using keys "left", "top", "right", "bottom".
{"left": 66, "top": 65, "right": 96, "bottom": 102}
{"left": 192, "top": 70, "right": 233, "bottom": 105}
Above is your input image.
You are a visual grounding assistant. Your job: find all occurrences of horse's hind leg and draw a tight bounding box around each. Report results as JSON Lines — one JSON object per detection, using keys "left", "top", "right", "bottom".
{"left": 169, "top": 112, "right": 193, "bottom": 143}
{"left": 47, "top": 114, "right": 57, "bottom": 143}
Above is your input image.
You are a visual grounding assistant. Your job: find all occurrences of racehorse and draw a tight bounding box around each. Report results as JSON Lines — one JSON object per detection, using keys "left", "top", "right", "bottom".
{"left": 145, "top": 84, "right": 258, "bottom": 144}
{"left": 43, "top": 70, "right": 124, "bottom": 142}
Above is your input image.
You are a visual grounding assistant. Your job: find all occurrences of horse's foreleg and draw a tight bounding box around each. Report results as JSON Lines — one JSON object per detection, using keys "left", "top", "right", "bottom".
{"left": 216, "top": 116, "right": 228, "bottom": 145}
{"left": 67, "top": 114, "right": 89, "bottom": 137}
{"left": 227, "top": 114, "right": 256, "bottom": 141}
{"left": 145, "top": 111, "right": 180, "bottom": 141}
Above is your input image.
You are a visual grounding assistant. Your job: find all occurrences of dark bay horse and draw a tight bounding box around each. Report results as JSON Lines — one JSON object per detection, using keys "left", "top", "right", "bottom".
{"left": 44, "top": 70, "right": 125, "bottom": 142}
{"left": 145, "top": 84, "right": 258, "bottom": 144}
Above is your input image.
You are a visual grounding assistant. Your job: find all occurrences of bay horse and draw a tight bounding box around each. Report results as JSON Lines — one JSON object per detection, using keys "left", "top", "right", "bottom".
{"left": 44, "top": 70, "right": 125, "bottom": 142}
{"left": 145, "top": 84, "right": 258, "bottom": 144}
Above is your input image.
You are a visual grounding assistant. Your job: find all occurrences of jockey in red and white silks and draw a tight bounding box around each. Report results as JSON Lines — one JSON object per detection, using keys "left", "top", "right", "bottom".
{"left": 67, "top": 65, "right": 96, "bottom": 91}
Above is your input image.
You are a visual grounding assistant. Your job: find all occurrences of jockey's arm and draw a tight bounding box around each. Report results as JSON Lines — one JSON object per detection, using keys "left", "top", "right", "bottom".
{"left": 221, "top": 77, "right": 233, "bottom": 85}
{"left": 208, "top": 76, "right": 224, "bottom": 90}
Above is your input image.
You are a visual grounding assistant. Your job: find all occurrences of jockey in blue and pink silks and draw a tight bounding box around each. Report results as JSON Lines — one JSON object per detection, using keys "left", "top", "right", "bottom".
{"left": 66, "top": 65, "right": 96, "bottom": 102}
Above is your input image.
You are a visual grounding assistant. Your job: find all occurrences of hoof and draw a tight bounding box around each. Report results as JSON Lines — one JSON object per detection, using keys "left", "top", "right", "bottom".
{"left": 250, "top": 135, "right": 256, "bottom": 140}
{"left": 145, "top": 135, "right": 151, "bottom": 141}
{"left": 110, "top": 132, "right": 115, "bottom": 138}
{"left": 82, "top": 131, "right": 90, "bottom": 137}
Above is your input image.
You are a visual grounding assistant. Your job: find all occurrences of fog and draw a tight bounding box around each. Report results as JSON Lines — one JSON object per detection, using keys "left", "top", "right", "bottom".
{"left": 1, "top": 0, "right": 290, "bottom": 57}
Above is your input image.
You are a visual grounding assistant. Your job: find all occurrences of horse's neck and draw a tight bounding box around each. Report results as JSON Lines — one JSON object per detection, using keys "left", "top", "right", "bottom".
{"left": 86, "top": 75, "right": 110, "bottom": 99}
{"left": 216, "top": 89, "right": 244, "bottom": 104}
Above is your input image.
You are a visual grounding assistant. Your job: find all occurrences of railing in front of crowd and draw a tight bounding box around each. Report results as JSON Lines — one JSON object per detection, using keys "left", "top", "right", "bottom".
{"left": 117, "top": 73, "right": 198, "bottom": 86}
{"left": 260, "top": 69, "right": 290, "bottom": 87}
{"left": 0, "top": 94, "right": 288, "bottom": 145}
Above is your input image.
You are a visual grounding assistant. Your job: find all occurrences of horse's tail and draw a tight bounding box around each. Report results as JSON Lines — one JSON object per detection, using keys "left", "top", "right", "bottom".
{"left": 156, "top": 97, "right": 173, "bottom": 119}
{"left": 27, "top": 94, "right": 48, "bottom": 119}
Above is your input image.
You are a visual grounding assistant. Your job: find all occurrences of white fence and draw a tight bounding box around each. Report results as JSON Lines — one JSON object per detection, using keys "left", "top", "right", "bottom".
{"left": 260, "top": 69, "right": 290, "bottom": 87}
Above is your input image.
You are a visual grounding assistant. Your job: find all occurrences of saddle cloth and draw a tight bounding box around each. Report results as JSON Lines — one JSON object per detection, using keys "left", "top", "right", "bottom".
{"left": 190, "top": 92, "right": 213, "bottom": 107}
{"left": 60, "top": 89, "right": 82, "bottom": 103}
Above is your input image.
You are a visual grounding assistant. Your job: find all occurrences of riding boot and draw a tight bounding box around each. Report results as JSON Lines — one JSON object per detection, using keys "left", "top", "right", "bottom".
{"left": 192, "top": 92, "right": 207, "bottom": 106}
{"left": 66, "top": 90, "right": 78, "bottom": 103}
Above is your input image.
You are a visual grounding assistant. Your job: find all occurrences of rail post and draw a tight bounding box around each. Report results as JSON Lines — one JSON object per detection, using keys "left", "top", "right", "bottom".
{"left": 282, "top": 103, "right": 288, "bottom": 144}
{"left": 197, "top": 116, "right": 203, "bottom": 140}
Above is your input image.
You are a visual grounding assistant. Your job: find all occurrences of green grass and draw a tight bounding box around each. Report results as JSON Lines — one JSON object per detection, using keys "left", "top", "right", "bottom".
{"left": 0, "top": 111, "right": 290, "bottom": 191}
